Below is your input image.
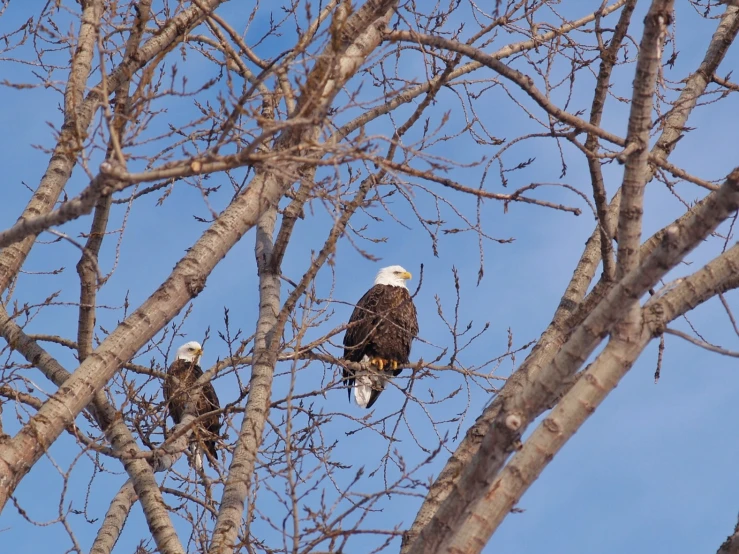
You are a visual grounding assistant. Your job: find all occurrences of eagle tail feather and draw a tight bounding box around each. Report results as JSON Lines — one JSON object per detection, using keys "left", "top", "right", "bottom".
{"left": 190, "top": 443, "right": 204, "bottom": 472}
{"left": 353, "top": 373, "right": 374, "bottom": 408}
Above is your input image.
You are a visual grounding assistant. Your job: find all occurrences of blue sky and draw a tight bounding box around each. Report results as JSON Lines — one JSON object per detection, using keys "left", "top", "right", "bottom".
{"left": 1, "top": 1, "right": 739, "bottom": 553}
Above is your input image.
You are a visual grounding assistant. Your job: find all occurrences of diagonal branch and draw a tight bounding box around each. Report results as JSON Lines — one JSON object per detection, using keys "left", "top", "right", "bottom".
{"left": 0, "top": 0, "right": 229, "bottom": 295}
{"left": 466, "top": 319, "right": 654, "bottom": 545}
{"left": 0, "top": 163, "right": 289, "bottom": 511}
{"left": 88, "top": 405, "right": 202, "bottom": 554}
{"left": 89, "top": 481, "right": 138, "bottom": 554}
{"left": 403, "top": 6, "right": 739, "bottom": 549}
{"left": 719, "top": 520, "right": 739, "bottom": 554}
{"left": 0, "top": 301, "right": 189, "bottom": 553}
{"left": 0, "top": 0, "right": 103, "bottom": 293}
{"left": 0, "top": 169, "right": 119, "bottom": 251}
{"left": 462, "top": 233, "right": 739, "bottom": 549}
{"left": 406, "top": 167, "right": 739, "bottom": 554}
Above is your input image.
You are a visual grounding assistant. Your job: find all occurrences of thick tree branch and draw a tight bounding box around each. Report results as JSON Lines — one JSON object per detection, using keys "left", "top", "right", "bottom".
{"left": 0, "top": 0, "right": 228, "bottom": 295}
{"left": 0, "top": 171, "right": 118, "bottom": 251}
{"left": 0, "top": 165, "right": 287, "bottom": 510}
{"left": 209, "top": 206, "right": 280, "bottom": 553}
{"left": 101, "top": 401, "right": 186, "bottom": 554}
{"left": 654, "top": 5, "right": 739, "bottom": 160}
{"left": 406, "top": 168, "right": 739, "bottom": 554}
{"left": 87, "top": 408, "right": 202, "bottom": 554}
{"left": 617, "top": 0, "right": 674, "bottom": 279}
{"left": 718, "top": 519, "right": 739, "bottom": 554}
{"left": 403, "top": 6, "right": 739, "bottom": 549}
{"left": 462, "top": 323, "right": 653, "bottom": 546}
{"left": 0, "top": 0, "right": 103, "bottom": 293}
{"left": 89, "top": 481, "right": 138, "bottom": 554}
{"left": 78, "top": 0, "right": 151, "bottom": 370}
{"left": 456, "top": 232, "right": 739, "bottom": 549}
{"left": 76, "top": 191, "right": 112, "bottom": 360}
{"left": 0, "top": 303, "right": 188, "bottom": 554}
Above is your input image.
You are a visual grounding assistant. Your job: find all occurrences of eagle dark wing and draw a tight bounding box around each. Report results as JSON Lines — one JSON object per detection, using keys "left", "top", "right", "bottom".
{"left": 343, "top": 286, "right": 384, "bottom": 361}
{"left": 342, "top": 286, "right": 383, "bottom": 400}
{"left": 164, "top": 359, "right": 221, "bottom": 463}
{"left": 390, "top": 288, "right": 419, "bottom": 369}
{"left": 163, "top": 358, "right": 189, "bottom": 424}
{"left": 198, "top": 378, "right": 221, "bottom": 460}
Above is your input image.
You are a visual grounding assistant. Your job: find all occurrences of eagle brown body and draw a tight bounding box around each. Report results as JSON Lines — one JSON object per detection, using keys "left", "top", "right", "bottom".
{"left": 342, "top": 266, "right": 419, "bottom": 409}
{"left": 164, "top": 344, "right": 221, "bottom": 467}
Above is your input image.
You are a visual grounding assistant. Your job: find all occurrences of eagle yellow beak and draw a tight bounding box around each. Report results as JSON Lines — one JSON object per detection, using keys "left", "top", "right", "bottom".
{"left": 402, "top": 271, "right": 412, "bottom": 280}
{"left": 195, "top": 348, "right": 203, "bottom": 357}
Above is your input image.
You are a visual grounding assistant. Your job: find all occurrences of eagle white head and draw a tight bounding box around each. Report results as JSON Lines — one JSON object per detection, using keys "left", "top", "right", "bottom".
{"left": 175, "top": 341, "right": 203, "bottom": 365}
{"left": 373, "top": 265, "right": 412, "bottom": 289}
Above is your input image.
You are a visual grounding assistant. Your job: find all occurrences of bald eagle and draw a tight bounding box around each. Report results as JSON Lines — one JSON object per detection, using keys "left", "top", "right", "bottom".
{"left": 163, "top": 341, "right": 221, "bottom": 470}
{"left": 342, "top": 265, "right": 419, "bottom": 408}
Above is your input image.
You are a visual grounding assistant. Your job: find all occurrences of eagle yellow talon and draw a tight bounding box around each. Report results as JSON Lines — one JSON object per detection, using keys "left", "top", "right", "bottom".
{"left": 369, "top": 358, "right": 401, "bottom": 372}
{"left": 370, "top": 357, "right": 386, "bottom": 371}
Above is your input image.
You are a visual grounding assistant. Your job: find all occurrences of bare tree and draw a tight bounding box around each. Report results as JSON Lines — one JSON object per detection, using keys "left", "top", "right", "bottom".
{"left": 1, "top": 1, "right": 738, "bottom": 553}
